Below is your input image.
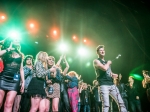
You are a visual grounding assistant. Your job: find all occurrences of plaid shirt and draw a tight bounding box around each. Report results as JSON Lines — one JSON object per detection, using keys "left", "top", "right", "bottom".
{"left": 32, "top": 61, "right": 50, "bottom": 79}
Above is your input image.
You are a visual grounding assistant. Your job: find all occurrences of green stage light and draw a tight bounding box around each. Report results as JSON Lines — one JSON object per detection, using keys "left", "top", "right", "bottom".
{"left": 68, "top": 57, "right": 73, "bottom": 63}
{"left": 86, "top": 62, "right": 91, "bottom": 67}
{"left": 130, "top": 74, "right": 143, "bottom": 81}
{"left": 129, "top": 65, "right": 145, "bottom": 81}
{"left": 8, "top": 30, "right": 21, "bottom": 41}
{"left": 78, "top": 47, "right": 87, "bottom": 56}
{"left": 59, "top": 43, "right": 69, "bottom": 53}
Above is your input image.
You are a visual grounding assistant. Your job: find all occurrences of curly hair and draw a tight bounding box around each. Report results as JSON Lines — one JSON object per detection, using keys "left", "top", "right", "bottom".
{"left": 68, "top": 71, "right": 80, "bottom": 79}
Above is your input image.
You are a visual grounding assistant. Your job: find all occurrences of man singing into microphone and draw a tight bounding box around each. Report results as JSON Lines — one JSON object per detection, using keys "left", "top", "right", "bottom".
{"left": 93, "top": 45, "right": 127, "bottom": 112}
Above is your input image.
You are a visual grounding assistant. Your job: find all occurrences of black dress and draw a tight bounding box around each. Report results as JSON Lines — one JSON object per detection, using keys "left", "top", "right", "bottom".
{"left": 0, "top": 56, "right": 22, "bottom": 92}
{"left": 28, "top": 61, "right": 50, "bottom": 97}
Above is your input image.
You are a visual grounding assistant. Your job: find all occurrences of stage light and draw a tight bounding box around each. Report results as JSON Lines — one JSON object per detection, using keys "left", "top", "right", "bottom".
{"left": 68, "top": 57, "right": 73, "bottom": 63}
{"left": 8, "top": 30, "right": 21, "bottom": 41}
{"left": 1, "top": 16, "right": 5, "bottom": 20}
{"left": 50, "top": 27, "right": 60, "bottom": 40}
{"left": 130, "top": 74, "right": 143, "bottom": 81}
{"left": 35, "top": 42, "right": 38, "bottom": 44}
{"left": 78, "top": 47, "right": 87, "bottom": 56}
{"left": 83, "top": 39, "right": 87, "bottom": 43}
{"left": 26, "top": 20, "right": 39, "bottom": 34}
{"left": 59, "top": 43, "right": 68, "bottom": 53}
{"left": 72, "top": 35, "right": 78, "bottom": 42}
{"left": 86, "top": 62, "right": 91, "bottom": 67}
{"left": 53, "top": 30, "right": 57, "bottom": 35}
{"left": 73, "top": 36, "right": 76, "bottom": 39}
{"left": 0, "top": 13, "right": 7, "bottom": 22}
{"left": 30, "top": 23, "right": 34, "bottom": 28}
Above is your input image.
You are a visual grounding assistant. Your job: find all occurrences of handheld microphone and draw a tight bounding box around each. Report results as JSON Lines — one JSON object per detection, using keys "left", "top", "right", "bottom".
{"left": 112, "top": 54, "right": 121, "bottom": 62}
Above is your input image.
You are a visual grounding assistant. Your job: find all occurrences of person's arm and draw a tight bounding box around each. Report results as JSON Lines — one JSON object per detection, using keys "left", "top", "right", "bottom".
{"left": 89, "top": 85, "right": 93, "bottom": 93}
{"left": 142, "top": 79, "right": 147, "bottom": 88}
{"left": 0, "top": 42, "right": 14, "bottom": 56}
{"left": 0, "top": 37, "right": 8, "bottom": 45}
{"left": 20, "top": 61, "right": 25, "bottom": 93}
{"left": 45, "top": 75, "right": 52, "bottom": 85}
{"left": 111, "top": 73, "right": 118, "bottom": 79}
{"left": 36, "top": 61, "right": 56, "bottom": 78}
{"left": 79, "top": 84, "right": 84, "bottom": 93}
{"left": 56, "top": 54, "right": 63, "bottom": 66}
{"left": 0, "top": 49, "right": 7, "bottom": 56}
{"left": 93, "top": 59, "right": 111, "bottom": 71}
{"left": 62, "top": 55, "right": 69, "bottom": 75}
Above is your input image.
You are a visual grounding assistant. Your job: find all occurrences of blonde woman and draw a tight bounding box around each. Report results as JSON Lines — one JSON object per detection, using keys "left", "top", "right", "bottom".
{"left": 45, "top": 56, "right": 61, "bottom": 112}
{"left": 65, "top": 71, "right": 79, "bottom": 112}
{"left": 28, "top": 51, "right": 56, "bottom": 112}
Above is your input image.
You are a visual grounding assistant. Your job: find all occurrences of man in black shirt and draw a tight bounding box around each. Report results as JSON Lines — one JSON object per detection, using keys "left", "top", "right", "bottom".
{"left": 93, "top": 45, "right": 127, "bottom": 112}
{"left": 127, "top": 76, "right": 142, "bottom": 112}
{"left": 80, "top": 83, "right": 91, "bottom": 112}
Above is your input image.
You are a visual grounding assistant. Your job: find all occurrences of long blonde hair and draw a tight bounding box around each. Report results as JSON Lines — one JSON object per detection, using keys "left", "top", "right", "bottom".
{"left": 68, "top": 71, "right": 80, "bottom": 80}
{"left": 35, "top": 51, "right": 48, "bottom": 69}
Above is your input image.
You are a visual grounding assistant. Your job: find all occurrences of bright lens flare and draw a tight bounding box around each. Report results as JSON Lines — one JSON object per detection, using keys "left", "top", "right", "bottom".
{"left": 73, "top": 36, "right": 76, "bottom": 39}
{"left": 30, "top": 23, "right": 34, "bottom": 28}
{"left": 68, "top": 57, "right": 73, "bottom": 63}
{"left": 8, "top": 30, "right": 21, "bottom": 41}
{"left": 78, "top": 47, "right": 87, "bottom": 56}
{"left": 59, "top": 43, "right": 68, "bottom": 53}
{"left": 86, "top": 62, "right": 91, "bottom": 67}
{"left": 53, "top": 30, "right": 57, "bottom": 35}
{"left": 1, "top": 16, "right": 5, "bottom": 20}
{"left": 83, "top": 39, "right": 87, "bottom": 43}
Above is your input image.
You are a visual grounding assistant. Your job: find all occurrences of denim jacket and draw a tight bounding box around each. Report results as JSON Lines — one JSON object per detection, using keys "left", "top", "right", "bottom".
{"left": 23, "top": 65, "right": 33, "bottom": 90}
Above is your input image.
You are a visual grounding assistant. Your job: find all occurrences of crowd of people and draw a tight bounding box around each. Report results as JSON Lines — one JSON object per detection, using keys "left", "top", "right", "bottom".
{"left": 0, "top": 38, "right": 149, "bottom": 112}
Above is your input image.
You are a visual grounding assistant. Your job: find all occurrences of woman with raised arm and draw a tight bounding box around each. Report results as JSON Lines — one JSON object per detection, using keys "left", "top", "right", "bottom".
{"left": 45, "top": 54, "right": 69, "bottom": 112}
{"left": 45, "top": 55, "right": 62, "bottom": 112}
{"left": 27, "top": 51, "right": 56, "bottom": 112}
{"left": 58, "top": 55, "right": 71, "bottom": 112}
{"left": 0, "top": 38, "right": 24, "bottom": 112}
{"left": 64, "top": 71, "right": 79, "bottom": 112}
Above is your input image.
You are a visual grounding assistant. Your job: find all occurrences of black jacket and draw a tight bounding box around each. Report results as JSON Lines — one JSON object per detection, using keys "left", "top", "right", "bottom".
{"left": 80, "top": 89, "right": 91, "bottom": 105}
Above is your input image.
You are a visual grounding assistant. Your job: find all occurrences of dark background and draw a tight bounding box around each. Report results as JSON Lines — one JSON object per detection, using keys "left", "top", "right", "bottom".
{"left": 0, "top": 0, "right": 150, "bottom": 111}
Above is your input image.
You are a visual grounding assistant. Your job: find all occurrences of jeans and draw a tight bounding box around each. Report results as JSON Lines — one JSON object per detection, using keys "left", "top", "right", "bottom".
{"left": 59, "top": 88, "right": 71, "bottom": 112}
{"left": 100, "top": 85, "right": 127, "bottom": 112}
{"left": 123, "top": 98, "right": 128, "bottom": 111}
{"left": 84, "top": 104, "right": 90, "bottom": 112}
{"left": 129, "top": 99, "right": 142, "bottom": 112}
{"left": 78, "top": 102, "right": 81, "bottom": 112}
